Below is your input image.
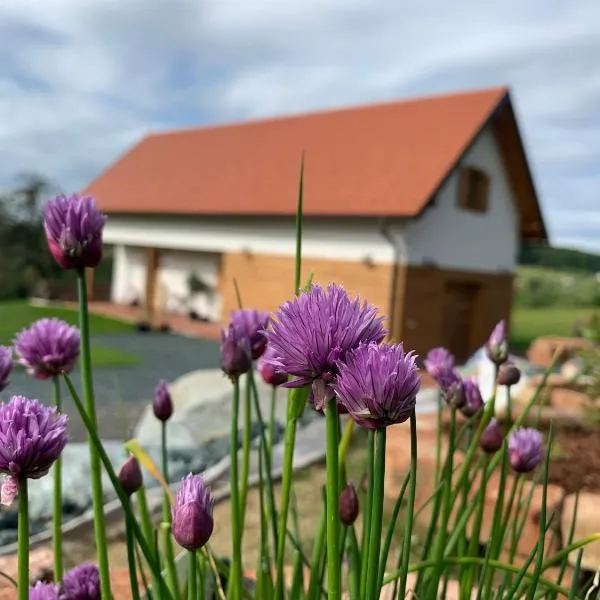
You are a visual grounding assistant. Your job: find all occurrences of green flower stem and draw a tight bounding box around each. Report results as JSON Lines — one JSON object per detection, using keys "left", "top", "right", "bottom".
{"left": 188, "top": 551, "right": 197, "bottom": 600}
{"left": 161, "top": 523, "right": 180, "bottom": 599}
{"left": 434, "top": 391, "right": 443, "bottom": 483}
{"left": 346, "top": 526, "right": 361, "bottom": 600}
{"left": 359, "top": 431, "right": 375, "bottom": 599}
{"left": 161, "top": 423, "right": 181, "bottom": 600}
{"left": 125, "top": 510, "right": 141, "bottom": 600}
{"left": 426, "top": 408, "right": 457, "bottom": 595}
{"left": 239, "top": 374, "right": 252, "bottom": 527}
{"left": 397, "top": 412, "right": 418, "bottom": 600}
{"left": 551, "top": 492, "right": 580, "bottom": 598}
{"left": 76, "top": 270, "right": 111, "bottom": 599}
{"left": 527, "top": 428, "right": 554, "bottom": 600}
{"left": 379, "top": 472, "right": 410, "bottom": 593}
{"left": 366, "top": 427, "right": 386, "bottom": 600}
{"left": 62, "top": 374, "right": 173, "bottom": 600}
{"left": 460, "top": 454, "right": 489, "bottom": 596}
{"left": 17, "top": 478, "right": 28, "bottom": 600}
{"left": 477, "top": 447, "right": 508, "bottom": 600}
{"left": 274, "top": 413, "right": 299, "bottom": 600}
{"left": 134, "top": 484, "right": 161, "bottom": 595}
{"left": 256, "top": 440, "right": 273, "bottom": 600}
{"left": 307, "top": 499, "right": 327, "bottom": 599}
{"left": 51, "top": 376, "right": 64, "bottom": 581}
{"left": 248, "top": 371, "right": 279, "bottom": 554}
{"left": 508, "top": 477, "right": 528, "bottom": 564}
{"left": 337, "top": 419, "right": 354, "bottom": 484}
{"left": 325, "top": 398, "right": 341, "bottom": 599}
{"left": 381, "top": 556, "right": 572, "bottom": 599}
{"left": 135, "top": 485, "right": 154, "bottom": 545}
{"left": 228, "top": 378, "right": 242, "bottom": 600}
{"left": 268, "top": 386, "right": 277, "bottom": 451}
{"left": 198, "top": 552, "right": 206, "bottom": 600}
{"left": 457, "top": 422, "right": 474, "bottom": 558}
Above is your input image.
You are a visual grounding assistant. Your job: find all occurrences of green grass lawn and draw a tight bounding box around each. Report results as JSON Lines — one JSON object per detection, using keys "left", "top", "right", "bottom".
{"left": 510, "top": 305, "right": 597, "bottom": 355}
{"left": 0, "top": 301, "right": 139, "bottom": 367}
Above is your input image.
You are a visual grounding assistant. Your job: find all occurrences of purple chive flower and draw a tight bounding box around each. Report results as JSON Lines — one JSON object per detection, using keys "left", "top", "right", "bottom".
{"left": 118, "top": 456, "right": 143, "bottom": 496}
{"left": 153, "top": 379, "right": 173, "bottom": 422}
{"left": 0, "top": 346, "right": 13, "bottom": 392}
{"left": 14, "top": 318, "right": 80, "bottom": 380}
{"left": 44, "top": 194, "right": 107, "bottom": 270}
{"left": 335, "top": 342, "right": 420, "bottom": 429}
{"left": 0, "top": 395, "right": 68, "bottom": 505}
{"left": 461, "top": 377, "right": 484, "bottom": 418}
{"left": 172, "top": 473, "right": 214, "bottom": 551}
{"left": 60, "top": 563, "right": 100, "bottom": 600}
{"left": 230, "top": 309, "right": 270, "bottom": 359}
{"left": 497, "top": 363, "right": 521, "bottom": 387}
{"left": 266, "top": 283, "right": 387, "bottom": 411}
{"left": 220, "top": 324, "right": 252, "bottom": 381}
{"left": 508, "top": 428, "right": 545, "bottom": 473}
{"left": 438, "top": 370, "right": 465, "bottom": 409}
{"left": 424, "top": 347, "right": 455, "bottom": 381}
{"left": 29, "top": 582, "right": 59, "bottom": 600}
{"left": 486, "top": 320, "right": 509, "bottom": 366}
{"left": 339, "top": 482, "right": 359, "bottom": 526}
{"left": 480, "top": 419, "right": 504, "bottom": 454}
{"left": 257, "top": 346, "right": 288, "bottom": 387}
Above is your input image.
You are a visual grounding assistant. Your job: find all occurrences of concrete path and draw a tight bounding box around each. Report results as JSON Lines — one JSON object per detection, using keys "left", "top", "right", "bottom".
{"left": 3, "top": 330, "right": 440, "bottom": 442}
{"left": 5, "top": 332, "right": 221, "bottom": 442}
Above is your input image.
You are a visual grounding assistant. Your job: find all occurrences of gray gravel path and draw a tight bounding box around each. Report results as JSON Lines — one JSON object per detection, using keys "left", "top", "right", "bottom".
{"left": 5, "top": 332, "right": 220, "bottom": 442}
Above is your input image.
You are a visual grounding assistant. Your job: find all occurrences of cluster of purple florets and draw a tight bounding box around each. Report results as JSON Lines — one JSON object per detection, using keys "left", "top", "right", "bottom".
{"left": 424, "top": 320, "right": 545, "bottom": 473}
{"left": 220, "top": 282, "right": 422, "bottom": 430}
{"left": 29, "top": 562, "right": 101, "bottom": 599}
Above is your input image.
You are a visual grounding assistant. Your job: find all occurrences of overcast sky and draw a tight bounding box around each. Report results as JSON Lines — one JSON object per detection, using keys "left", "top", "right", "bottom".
{"left": 1, "top": 0, "right": 598, "bottom": 251}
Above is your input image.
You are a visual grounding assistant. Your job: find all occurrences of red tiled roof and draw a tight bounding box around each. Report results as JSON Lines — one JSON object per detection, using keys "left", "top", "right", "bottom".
{"left": 84, "top": 86, "right": 544, "bottom": 235}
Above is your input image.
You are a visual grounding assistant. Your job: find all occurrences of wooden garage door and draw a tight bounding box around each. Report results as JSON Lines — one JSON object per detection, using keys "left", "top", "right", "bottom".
{"left": 442, "top": 282, "right": 480, "bottom": 362}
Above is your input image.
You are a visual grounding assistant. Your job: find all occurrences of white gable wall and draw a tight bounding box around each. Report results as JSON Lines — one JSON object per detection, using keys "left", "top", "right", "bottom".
{"left": 403, "top": 126, "right": 519, "bottom": 272}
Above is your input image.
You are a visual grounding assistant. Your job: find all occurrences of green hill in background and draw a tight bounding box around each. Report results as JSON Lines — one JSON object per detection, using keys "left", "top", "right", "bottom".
{"left": 519, "top": 242, "right": 600, "bottom": 274}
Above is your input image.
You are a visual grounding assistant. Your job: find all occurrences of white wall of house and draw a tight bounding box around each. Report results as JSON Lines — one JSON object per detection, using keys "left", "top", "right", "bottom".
{"left": 156, "top": 250, "right": 221, "bottom": 321}
{"left": 105, "top": 123, "right": 520, "bottom": 307}
{"left": 104, "top": 216, "right": 402, "bottom": 264}
{"left": 404, "top": 127, "right": 519, "bottom": 272}
{"left": 111, "top": 245, "right": 147, "bottom": 305}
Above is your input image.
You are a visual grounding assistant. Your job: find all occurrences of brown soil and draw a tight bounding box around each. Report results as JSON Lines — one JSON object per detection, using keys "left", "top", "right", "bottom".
{"left": 443, "top": 418, "right": 600, "bottom": 494}
{"left": 546, "top": 425, "right": 600, "bottom": 494}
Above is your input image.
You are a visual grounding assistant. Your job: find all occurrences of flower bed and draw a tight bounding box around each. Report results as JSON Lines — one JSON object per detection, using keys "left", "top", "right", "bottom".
{"left": 4, "top": 184, "right": 600, "bottom": 600}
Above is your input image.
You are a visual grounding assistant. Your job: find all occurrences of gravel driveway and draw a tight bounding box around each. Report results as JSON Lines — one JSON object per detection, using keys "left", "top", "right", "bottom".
{"left": 6, "top": 332, "right": 220, "bottom": 442}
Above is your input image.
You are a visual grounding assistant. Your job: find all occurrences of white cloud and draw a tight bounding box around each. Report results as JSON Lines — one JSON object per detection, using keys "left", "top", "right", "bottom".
{"left": 0, "top": 0, "right": 599, "bottom": 249}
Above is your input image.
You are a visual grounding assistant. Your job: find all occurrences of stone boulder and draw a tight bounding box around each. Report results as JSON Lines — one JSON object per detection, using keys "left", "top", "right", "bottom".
{"left": 133, "top": 369, "right": 291, "bottom": 452}
{"left": 550, "top": 387, "right": 592, "bottom": 414}
{"left": 562, "top": 493, "right": 600, "bottom": 571}
{"left": 527, "top": 336, "right": 595, "bottom": 369}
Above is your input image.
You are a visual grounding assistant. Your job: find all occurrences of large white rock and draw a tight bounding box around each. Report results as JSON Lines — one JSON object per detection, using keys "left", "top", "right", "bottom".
{"left": 466, "top": 347, "right": 531, "bottom": 412}
{"left": 134, "top": 369, "right": 290, "bottom": 450}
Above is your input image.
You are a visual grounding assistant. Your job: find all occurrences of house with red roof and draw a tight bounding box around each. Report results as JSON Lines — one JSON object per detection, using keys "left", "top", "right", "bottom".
{"left": 84, "top": 86, "right": 546, "bottom": 361}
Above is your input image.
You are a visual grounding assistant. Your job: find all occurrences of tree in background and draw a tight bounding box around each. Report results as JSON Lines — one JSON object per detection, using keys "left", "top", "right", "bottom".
{"left": 0, "top": 173, "right": 65, "bottom": 300}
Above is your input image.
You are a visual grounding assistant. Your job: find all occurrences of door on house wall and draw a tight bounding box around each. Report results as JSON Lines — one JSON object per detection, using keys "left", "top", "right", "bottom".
{"left": 442, "top": 282, "right": 480, "bottom": 362}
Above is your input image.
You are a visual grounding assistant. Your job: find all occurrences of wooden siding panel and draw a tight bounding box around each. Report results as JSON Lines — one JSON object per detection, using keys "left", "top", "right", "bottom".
{"left": 397, "top": 265, "right": 513, "bottom": 361}
{"left": 219, "top": 253, "right": 393, "bottom": 327}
